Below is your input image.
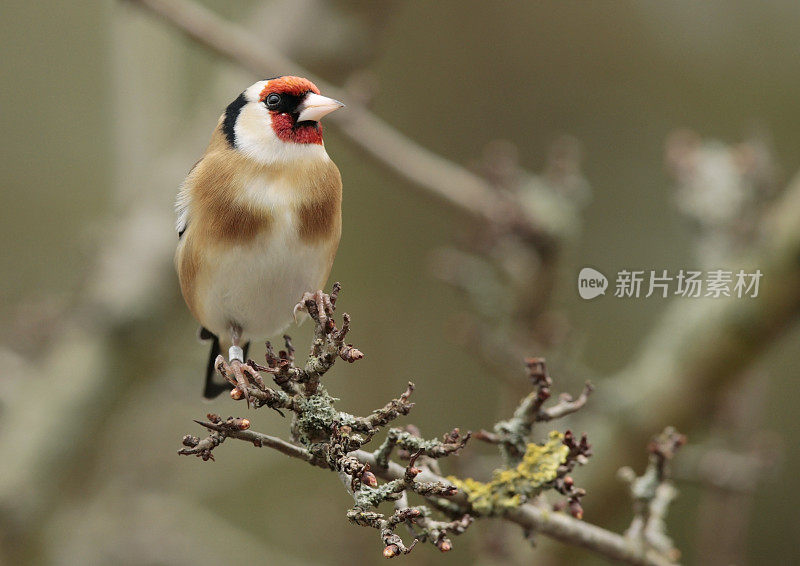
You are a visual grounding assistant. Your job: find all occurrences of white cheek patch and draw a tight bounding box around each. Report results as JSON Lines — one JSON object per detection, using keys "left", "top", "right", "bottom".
{"left": 235, "top": 102, "right": 278, "bottom": 159}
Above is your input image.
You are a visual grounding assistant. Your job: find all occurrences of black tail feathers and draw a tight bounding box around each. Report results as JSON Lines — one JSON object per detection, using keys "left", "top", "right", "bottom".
{"left": 202, "top": 333, "right": 225, "bottom": 399}
{"left": 200, "top": 328, "right": 251, "bottom": 399}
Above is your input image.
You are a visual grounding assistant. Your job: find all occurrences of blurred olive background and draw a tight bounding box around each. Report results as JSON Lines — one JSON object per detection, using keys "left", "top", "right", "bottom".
{"left": 1, "top": 1, "right": 799, "bottom": 565}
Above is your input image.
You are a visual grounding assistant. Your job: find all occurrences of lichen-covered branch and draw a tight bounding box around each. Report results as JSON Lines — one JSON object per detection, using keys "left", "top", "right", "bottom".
{"left": 373, "top": 426, "right": 470, "bottom": 470}
{"left": 456, "top": 358, "right": 593, "bottom": 521}
{"left": 475, "top": 357, "right": 593, "bottom": 466}
{"left": 352, "top": 382, "right": 415, "bottom": 433}
{"left": 179, "top": 284, "right": 474, "bottom": 556}
{"left": 177, "top": 286, "right": 682, "bottom": 565}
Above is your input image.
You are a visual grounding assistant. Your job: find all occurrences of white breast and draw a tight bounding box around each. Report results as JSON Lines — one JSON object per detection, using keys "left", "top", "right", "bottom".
{"left": 197, "top": 176, "right": 334, "bottom": 343}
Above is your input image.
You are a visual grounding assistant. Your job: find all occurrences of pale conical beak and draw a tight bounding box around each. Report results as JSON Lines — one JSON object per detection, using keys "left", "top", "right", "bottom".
{"left": 297, "top": 92, "right": 345, "bottom": 123}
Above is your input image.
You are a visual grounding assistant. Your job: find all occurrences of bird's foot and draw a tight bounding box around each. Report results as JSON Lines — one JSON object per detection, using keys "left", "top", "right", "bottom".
{"left": 214, "top": 356, "right": 265, "bottom": 408}
{"left": 293, "top": 287, "right": 337, "bottom": 329}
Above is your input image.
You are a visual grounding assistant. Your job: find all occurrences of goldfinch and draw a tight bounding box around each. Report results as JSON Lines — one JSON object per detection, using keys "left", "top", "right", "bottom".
{"left": 175, "top": 76, "right": 344, "bottom": 400}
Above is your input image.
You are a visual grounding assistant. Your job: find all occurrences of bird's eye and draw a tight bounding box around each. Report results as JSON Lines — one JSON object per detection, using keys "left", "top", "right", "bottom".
{"left": 265, "top": 93, "right": 281, "bottom": 110}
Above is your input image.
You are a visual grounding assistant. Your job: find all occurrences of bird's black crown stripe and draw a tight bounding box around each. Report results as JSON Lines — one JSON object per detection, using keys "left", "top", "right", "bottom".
{"left": 221, "top": 92, "right": 247, "bottom": 148}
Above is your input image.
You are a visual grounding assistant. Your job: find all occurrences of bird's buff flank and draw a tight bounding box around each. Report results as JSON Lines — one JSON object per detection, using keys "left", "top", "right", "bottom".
{"left": 174, "top": 76, "right": 344, "bottom": 402}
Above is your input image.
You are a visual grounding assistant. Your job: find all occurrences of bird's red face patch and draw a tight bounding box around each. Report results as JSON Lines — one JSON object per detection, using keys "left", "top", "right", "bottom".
{"left": 260, "top": 76, "right": 324, "bottom": 145}
{"left": 270, "top": 114, "right": 324, "bottom": 145}
{"left": 259, "top": 76, "right": 320, "bottom": 100}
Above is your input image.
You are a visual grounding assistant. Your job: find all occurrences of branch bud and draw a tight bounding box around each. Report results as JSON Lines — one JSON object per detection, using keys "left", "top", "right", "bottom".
{"left": 383, "top": 544, "right": 400, "bottom": 558}
{"left": 361, "top": 470, "right": 378, "bottom": 488}
{"left": 569, "top": 498, "right": 584, "bottom": 519}
{"left": 437, "top": 539, "right": 452, "bottom": 552}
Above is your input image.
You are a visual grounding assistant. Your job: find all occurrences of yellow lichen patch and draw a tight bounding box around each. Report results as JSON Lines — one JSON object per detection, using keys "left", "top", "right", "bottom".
{"left": 448, "top": 431, "right": 569, "bottom": 515}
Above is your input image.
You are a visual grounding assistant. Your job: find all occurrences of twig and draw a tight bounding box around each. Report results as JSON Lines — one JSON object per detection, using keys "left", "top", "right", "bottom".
{"left": 618, "top": 428, "right": 686, "bottom": 561}
{"left": 476, "top": 358, "right": 593, "bottom": 466}
{"left": 179, "top": 416, "right": 324, "bottom": 467}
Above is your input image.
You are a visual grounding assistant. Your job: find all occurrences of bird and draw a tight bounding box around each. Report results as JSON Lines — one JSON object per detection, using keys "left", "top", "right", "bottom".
{"left": 174, "top": 76, "right": 344, "bottom": 402}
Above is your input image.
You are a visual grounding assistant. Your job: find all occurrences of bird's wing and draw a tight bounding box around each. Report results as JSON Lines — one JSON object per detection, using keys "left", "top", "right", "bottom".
{"left": 175, "top": 184, "right": 190, "bottom": 239}
{"left": 175, "top": 159, "right": 201, "bottom": 239}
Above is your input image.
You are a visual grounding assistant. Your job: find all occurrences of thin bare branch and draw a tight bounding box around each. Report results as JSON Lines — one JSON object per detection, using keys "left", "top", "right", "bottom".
{"left": 180, "top": 418, "right": 324, "bottom": 467}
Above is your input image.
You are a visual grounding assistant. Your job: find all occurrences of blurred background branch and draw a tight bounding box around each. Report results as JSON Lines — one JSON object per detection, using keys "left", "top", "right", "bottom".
{"left": 2, "top": 1, "right": 799, "bottom": 565}
{"left": 129, "top": 0, "right": 800, "bottom": 545}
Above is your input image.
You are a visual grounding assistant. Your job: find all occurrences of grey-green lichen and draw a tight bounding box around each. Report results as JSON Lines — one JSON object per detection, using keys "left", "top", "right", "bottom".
{"left": 293, "top": 389, "right": 339, "bottom": 444}
{"left": 448, "top": 431, "right": 568, "bottom": 515}
{"left": 354, "top": 479, "right": 406, "bottom": 509}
